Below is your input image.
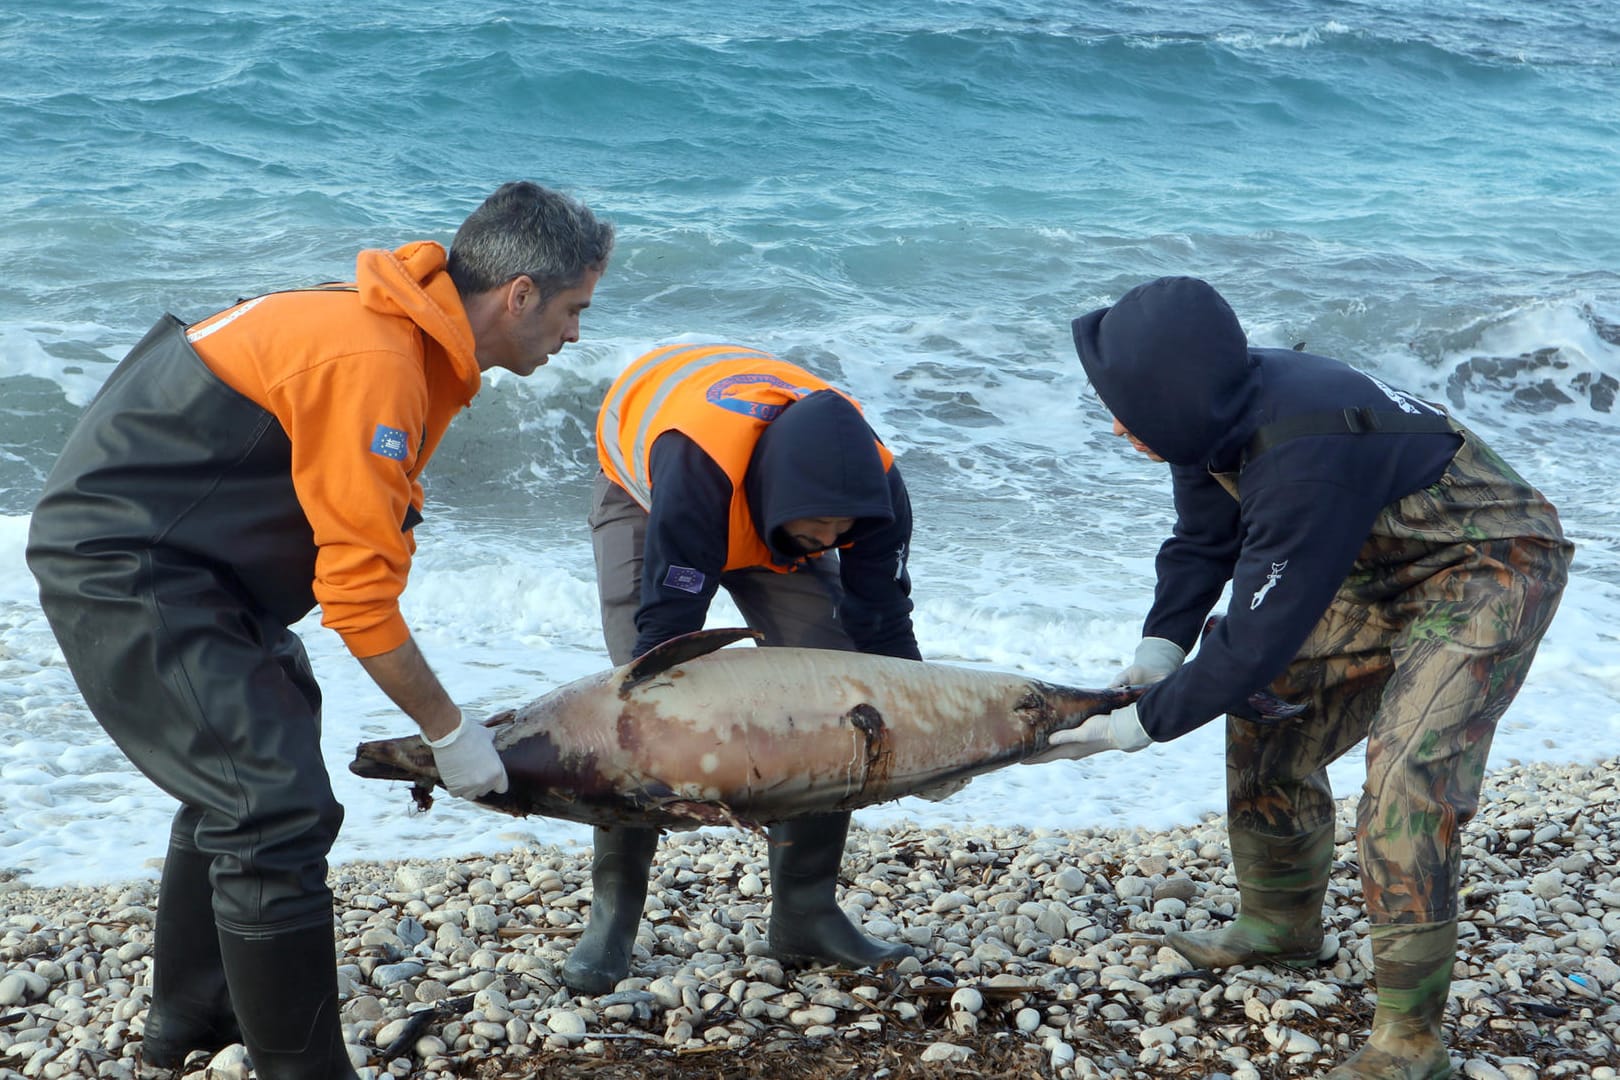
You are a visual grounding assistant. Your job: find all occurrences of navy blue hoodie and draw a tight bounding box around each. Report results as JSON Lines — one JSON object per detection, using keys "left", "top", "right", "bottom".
{"left": 1072, "top": 277, "right": 1460, "bottom": 740}
{"left": 634, "top": 389, "right": 920, "bottom": 660}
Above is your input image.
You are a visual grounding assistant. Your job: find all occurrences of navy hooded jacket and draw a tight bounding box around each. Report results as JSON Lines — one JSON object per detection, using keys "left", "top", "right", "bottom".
{"left": 1073, "top": 277, "right": 1461, "bottom": 740}
{"left": 633, "top": 389, "right": 920, "bottom": 661}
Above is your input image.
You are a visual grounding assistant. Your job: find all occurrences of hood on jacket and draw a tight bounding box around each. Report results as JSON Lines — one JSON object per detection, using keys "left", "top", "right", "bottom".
{"left": 1071, "top": 276, "right": 1260, "bottom": 468}
{"left": 357, "top": 241, "right": 482, "bottom": 405}
{"left": 744, "top": 390, "right": 894, "bottom": 561}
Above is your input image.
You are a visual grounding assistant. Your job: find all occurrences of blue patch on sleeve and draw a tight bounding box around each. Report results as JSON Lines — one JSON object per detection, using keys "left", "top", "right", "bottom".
{"left": 663, "top": 566, "right": 706, "bottom": 594}
{"left": 370, "top": 424, "right": 409, "bottom": 461}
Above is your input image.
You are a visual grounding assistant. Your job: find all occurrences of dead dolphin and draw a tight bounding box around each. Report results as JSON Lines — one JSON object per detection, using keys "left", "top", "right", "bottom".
{"left": 349, "top": 628, "right": 1146, "bottom": 829}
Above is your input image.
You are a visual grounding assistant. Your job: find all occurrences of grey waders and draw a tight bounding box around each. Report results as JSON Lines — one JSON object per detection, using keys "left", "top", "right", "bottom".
{"left": 1165, "top": 823, "right": 1333, "bottom": 969}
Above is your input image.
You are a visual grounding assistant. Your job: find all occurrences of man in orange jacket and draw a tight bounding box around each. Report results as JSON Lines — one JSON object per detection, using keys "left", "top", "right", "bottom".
{"left": 563, "top": 343, "right": 919, "bottom": 995}
{"left": 26, "top": 181, "right": 612, "bottom": 1078}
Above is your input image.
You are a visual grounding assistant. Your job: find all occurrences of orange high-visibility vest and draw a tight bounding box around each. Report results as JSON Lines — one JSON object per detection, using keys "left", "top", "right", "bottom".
{"left": 597, "top": 343, "right": 894, "bottom": 572}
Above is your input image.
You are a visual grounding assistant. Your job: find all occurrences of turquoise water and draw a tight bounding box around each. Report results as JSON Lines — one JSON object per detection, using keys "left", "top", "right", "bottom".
{"left": 3, "top": 2, "right": 1617, "bottom": 515}
{"left": 1, "top": 1, "right": 1617, "bottom": 883}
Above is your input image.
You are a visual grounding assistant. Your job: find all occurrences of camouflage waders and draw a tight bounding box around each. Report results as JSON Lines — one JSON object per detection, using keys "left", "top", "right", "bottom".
{"left": 1186, "top": 426, "right": 1572, "bottom": 1080}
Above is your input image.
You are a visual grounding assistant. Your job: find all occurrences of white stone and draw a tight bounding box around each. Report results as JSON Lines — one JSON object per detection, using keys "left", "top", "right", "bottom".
{"left": 790, "top": 1005, "right": 838, "bottom": 1027}
{"left": 371, "top": 960, "right": 425, "bottom": 988}
{"left": 546, "top": 1010, "right": 588, "bottom": 1037}
{"left": 1049, "top": 1039, "right": 1076, "bottom": 1069}
{"left": 1138, "top": 1024, "right": 1178, "bottom": 1047}
{"left": 920, "top": 1041, "right": 972, "bottom": 1063}
{"left": 1262, "top": 1023, "right": 1321, "bottom": 1055}
{"left": 647, "top": 976, "right": 683, "bottom": 1008}
{"left": 466, "top": 904, "right": 500, "bottom": 934}
{"left": 1053, "top": 867, "right": 1088, "bottom": 893}
{"left": 0, "top": 971, "right": 48, "bottom": 1006}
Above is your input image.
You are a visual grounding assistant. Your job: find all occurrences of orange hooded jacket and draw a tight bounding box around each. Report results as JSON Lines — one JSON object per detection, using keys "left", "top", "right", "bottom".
{"left": 183, "top": 241, "right": 481, "bottom": 657}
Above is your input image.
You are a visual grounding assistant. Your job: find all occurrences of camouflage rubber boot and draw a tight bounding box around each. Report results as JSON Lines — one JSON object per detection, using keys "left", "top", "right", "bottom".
{"left": 767, "top": 812, "right": 912, "bottom": 969}
{"left": 562, "top": 826, "right": 660, "bottom": 995}
{"left": 1320, "top": 921, "right": 1456, "bottom": 1080}
{"left": 1165, "top": 823, "right": 1332, "bottom": 969}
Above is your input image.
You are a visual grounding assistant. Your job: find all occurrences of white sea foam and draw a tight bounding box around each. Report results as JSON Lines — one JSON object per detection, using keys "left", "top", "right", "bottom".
{"left": 2, "top": 505, "right": 1614, "bottom": 889}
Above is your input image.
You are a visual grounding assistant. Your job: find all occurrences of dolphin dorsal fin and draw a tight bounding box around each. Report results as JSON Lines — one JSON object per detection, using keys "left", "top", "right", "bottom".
{"left": 619, "top": 628, "right": 764, "bottom": 695}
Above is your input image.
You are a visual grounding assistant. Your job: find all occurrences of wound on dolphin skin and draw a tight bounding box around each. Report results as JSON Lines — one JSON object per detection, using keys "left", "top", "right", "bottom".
{"left": 844, "top": 703, "right": 894, "bottom": 783}
{"left": 846, "top": 703, "right": 885, "bottom": 738}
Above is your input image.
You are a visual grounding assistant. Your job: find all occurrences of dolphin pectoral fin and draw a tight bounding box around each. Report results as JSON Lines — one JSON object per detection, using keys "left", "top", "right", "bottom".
{"left": 1246, "top": 689, "right": 1308, "bottom": 723}
{"left": 660, "top": 799, "right": 762, "bottom": 833}
{"left": 619, "top": 627, "right": 765, "bottom": 694}
{"left": 1199, "top": 617, "right": 1309, "bottom": 722}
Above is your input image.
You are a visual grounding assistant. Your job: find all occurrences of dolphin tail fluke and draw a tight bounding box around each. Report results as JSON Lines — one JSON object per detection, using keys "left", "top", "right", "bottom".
{"left": 1042, "top": 682, "right": 1146, "bottom": 730}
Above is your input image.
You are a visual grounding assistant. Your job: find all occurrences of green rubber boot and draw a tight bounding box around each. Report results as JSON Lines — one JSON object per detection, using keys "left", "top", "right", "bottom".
{"left": 561, "top": 826, "right": 660, "bottom": 995}
{"left": 1166, "top": 823, "right": 1333, "bottom": 969}
{"left": 767, "top": 813, "right": 912, "bottom": 969}
{"left": 1320, "top": 921, "right": 1456, "bottom": 1080}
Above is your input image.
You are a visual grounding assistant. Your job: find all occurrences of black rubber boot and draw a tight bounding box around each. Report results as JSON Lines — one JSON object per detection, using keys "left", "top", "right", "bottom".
{"left": 139, "top": 837, "right": 241, "bottom": 1072}
{"left": 1165, "top": 823, "right": 1333, "bottom": 969}
{"left": 562, "top": 826, "right": 660, "bottom": 995}
{"left": 216, "top": 921, "right": 357, "bottom": 1080}
{"left": 767, "top": 812, "right": 912, "bottom": 969}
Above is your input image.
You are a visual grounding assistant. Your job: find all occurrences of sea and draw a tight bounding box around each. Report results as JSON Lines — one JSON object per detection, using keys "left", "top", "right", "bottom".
{"left": 2, "top": 0, "right": 1616, "bottom": 888}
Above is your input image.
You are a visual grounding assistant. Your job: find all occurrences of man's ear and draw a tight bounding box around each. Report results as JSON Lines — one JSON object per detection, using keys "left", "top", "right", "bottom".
{"left": 504, "top": 274, "right": 537, "bottom": 316}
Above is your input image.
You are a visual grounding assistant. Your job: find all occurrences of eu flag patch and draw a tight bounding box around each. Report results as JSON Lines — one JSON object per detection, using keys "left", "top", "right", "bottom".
{"left": 370, "top": 424, "right": 409, "bottom": 461}
{"left": 663, "top": 566, "right": 706, "bottom": 594}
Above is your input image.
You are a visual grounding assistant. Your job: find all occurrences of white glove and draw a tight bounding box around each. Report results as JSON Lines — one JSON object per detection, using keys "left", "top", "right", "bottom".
{"left": 427, "top": 711, "right": 510, "bottom": 799}
{"left": 1109, "top": 637, "right": 1185, "bottom": 688}
{"left": 1024, "top": 704, "right": 1152, "bottom": 764}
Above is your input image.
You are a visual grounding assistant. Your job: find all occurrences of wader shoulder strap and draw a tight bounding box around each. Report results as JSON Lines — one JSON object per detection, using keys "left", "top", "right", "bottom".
{"left": 1246, "top": 406, "right": 1456, "bottom": 463}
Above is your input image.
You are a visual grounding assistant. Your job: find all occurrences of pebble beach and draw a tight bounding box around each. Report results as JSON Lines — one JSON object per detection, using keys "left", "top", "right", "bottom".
{"left": 1, "top": 757, "right": 1615, "bottom": 1080}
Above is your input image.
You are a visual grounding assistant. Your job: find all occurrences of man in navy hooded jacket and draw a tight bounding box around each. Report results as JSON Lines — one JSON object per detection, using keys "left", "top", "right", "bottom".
{"left": 566, "top": 342, "right": 919, "bottom": 994}
{"left": 1040, "top": 278, "right": 1570, "bottom": 1080}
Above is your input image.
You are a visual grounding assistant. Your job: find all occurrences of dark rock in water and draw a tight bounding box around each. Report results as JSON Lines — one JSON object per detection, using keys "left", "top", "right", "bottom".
{"left": 1513, "top": 379, "right": 1575, "bottom": 412}
{"left": 1593, "top": 310, "right": 1620, "bottom": 347}
{"left": 1447, "top": 346, "right": 1614, "bottom": 413}
{"left": 1573, "top": 369, "right": 1617, "bottom": 413}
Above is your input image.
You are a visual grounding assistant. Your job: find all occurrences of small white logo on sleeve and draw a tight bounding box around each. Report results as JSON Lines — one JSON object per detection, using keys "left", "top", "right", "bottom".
{"left": 1250, "top": 560, "right": 1289, "bottom": 610}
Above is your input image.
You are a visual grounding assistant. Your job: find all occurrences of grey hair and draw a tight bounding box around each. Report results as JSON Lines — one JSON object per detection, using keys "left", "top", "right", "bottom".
{"left": 447, "top": 181, "right": 615, "bottom": 301}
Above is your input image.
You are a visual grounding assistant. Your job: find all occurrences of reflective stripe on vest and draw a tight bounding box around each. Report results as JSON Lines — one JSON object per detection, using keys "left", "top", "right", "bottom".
{"left": 598, "top": 343, "right": 781, "bottom": 504}
{"left": 595, "top": 343, "right": 893, "bottom": 572}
